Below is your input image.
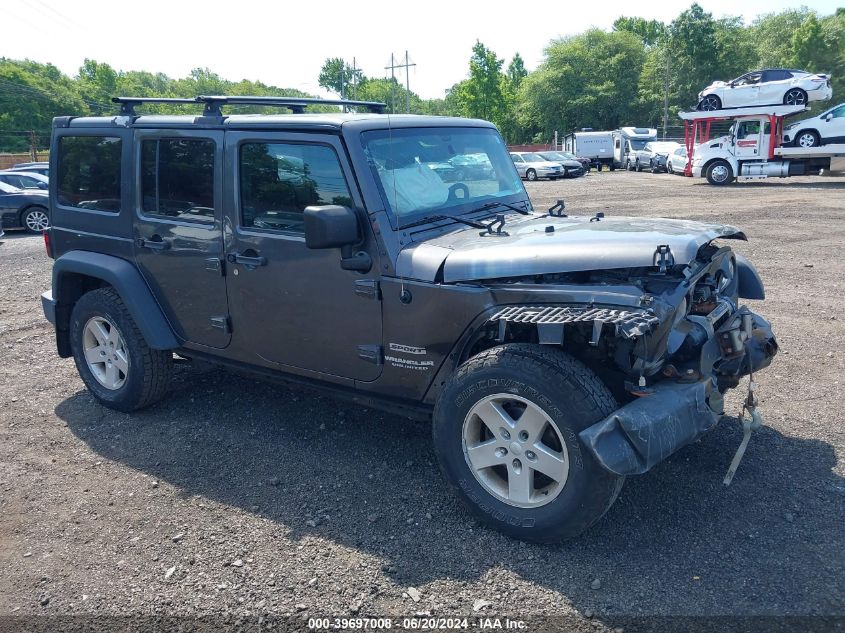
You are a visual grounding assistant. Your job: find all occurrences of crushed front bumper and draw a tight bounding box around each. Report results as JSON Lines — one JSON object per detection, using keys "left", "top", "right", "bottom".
{"left": 580, "top": 308, "right": 777, "bottom": 476}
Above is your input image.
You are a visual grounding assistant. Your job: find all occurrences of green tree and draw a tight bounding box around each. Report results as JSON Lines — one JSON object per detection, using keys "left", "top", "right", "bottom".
{"left": 506, "top": 53, "right": 528, "bottom": 88}
{"left": 791, "top": 14, "right": 829, "bottom": 70}
{"left": 318, "top": 57, "right": 365, "bottom": 99}
{"left": 457, "top": 41, "right": 507, "bottom": 126}
{"left": 519, "top": 29, "right": 646, "bottom": 140}
{"left": 669, "top": 3, "right": 720, "bottom": 108}
{"left": 613, "top": 16, "right": 666, "bottom": 46}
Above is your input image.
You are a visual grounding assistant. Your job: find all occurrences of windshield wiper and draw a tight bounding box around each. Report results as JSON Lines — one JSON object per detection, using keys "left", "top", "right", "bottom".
{"left": 401, "top": 214, "right": 488, "bottom": 230}
{"left": 470, "top": 201, "right": 532, "bottom": 216}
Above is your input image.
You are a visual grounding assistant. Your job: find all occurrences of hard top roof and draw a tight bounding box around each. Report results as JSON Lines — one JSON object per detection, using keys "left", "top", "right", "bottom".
{"left": 54, "top": 112, "right": 496, "bottom": 132}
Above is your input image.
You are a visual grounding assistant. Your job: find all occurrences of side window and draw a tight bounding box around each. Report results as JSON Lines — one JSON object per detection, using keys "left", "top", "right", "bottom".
{"left": 57, "top": 136, "right": 122, "bottom": 212}
{"left": 239, "top": 142, "right": 352, "bottom": 233}
{"left": 830, "top": 105, "right": 845, "bottom": 118}
{"left": 141, "top": 138, "right": 215, "bottom": 223}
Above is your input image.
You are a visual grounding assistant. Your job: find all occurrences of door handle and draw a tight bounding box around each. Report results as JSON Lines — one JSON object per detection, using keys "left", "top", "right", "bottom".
{"left": 227, "top": 252, "right": 267, "bottom": 268}
{"left": 137, "top": 236, "right": 171, "bottom": 251}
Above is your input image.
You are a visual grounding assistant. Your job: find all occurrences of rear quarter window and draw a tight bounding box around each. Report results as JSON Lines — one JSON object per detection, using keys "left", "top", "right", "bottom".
{"left": 57, "top": 136, "right": 122, "bottom": 212}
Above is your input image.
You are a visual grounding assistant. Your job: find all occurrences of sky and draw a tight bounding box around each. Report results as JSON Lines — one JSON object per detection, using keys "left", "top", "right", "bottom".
{"left": 3, "top": 0, "right": 841, "bottom": 100}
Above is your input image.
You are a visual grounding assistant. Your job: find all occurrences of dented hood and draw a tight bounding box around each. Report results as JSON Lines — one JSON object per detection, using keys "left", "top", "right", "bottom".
{"left": 396, "top": 215, "right": 745, "bottom": 282}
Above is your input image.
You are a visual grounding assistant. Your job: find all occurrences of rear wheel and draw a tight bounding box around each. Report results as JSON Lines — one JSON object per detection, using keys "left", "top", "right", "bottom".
{"left": 668, "top": 162, "right": 674, "bottom": 174}
{"left": 432, "top": 344, "right": 624, "bottom": 543}
{"left": 796, "top": 130, "right": 819, "bottom": 148}
{"left": 526, "top": 169, "right": 537, "bottom": 181}
{"left": 706, "top": 159, "right": 734, "bottom": 185}
{"left": 22, "top": 206, "right": 49, "bottom": 234}
{"left": 70, "top": 287, "right": 173, "bottom": 412}
{"left": 697, "top": 95, "right": 722, "bottom": 111}
{"left": 635, "top": 160, "right": 642, "bottom": 172}
{"left": 784, "top": 88, "right": 807, "bottom": 106}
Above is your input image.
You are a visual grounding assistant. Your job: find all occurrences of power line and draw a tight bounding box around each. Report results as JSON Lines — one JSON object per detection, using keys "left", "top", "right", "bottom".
{"left": 385, "top": 51, "right": 416, "bottom": 113}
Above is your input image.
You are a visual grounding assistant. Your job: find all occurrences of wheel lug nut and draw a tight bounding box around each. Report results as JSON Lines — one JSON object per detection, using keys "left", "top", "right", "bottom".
{"left": 500, "top": 428, "right": 511, "bottom": 440}
{"left": 518, "top": 431, "right": 529, "bottom": 441}
{"left": 526, "top": 451, "right": 536, "bottom": 460}
{"left": 495, "top": 447, "right": 507, "bottom": 459}
{"left": 512, "top": 458, "right": 522, "bottom": 473}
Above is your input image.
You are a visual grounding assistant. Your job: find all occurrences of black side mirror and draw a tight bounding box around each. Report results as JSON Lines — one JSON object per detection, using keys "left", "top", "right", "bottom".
{"left": 304, "top": 205, "right": 371, "bottom": 273}
{"left": 304, "top": 205, "right": 360, "bottom": 249}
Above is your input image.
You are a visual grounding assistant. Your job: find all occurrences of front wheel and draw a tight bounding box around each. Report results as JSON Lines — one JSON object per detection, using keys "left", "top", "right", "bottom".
{"left": 667, "top": 162, "right": 674, "bottom": 174}
{"left": 697, "top": 95, "right": 722, "bottom": 111}
{"left": 526, "top": 169, "right": 537, "bottom": 181}
{"left": 22, "top": 206, "right": 49, "bottom": 234}
{"left": 796, "top": 130, "right": 819, "bottom": 148}
{"left": 432, "top": 344, "right": 624, "bottom": 543}
{"left": 706, "top": 159, "right": 734, "bottom": 185}
{"left": 70, "top": 287, "right": 173, "bottom": 412}
{"left": 635, "top": 160, "right": 642, "bottom": 172}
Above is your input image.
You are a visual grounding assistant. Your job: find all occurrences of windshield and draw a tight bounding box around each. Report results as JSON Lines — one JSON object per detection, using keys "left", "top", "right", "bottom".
{"left": 651, "top": 142, "right": 680, "bottom": 154}
{"left": 629, "top": 139, "right": 651, "bottom": 150}
{"left": 362, "top": 127, "right": 524, "bottom": 222}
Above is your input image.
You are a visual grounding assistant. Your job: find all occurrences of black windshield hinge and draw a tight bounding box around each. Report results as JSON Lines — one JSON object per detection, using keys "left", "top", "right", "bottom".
{"left": 354, "top": 279, "right": 381, "bottom": 300}
{"left": 653, "top": 245, "right": 675, "bottom": 273}
{"left": 479, "top": 213, "right": 509, "bottom": 237}
{"left": 548, "top": 199, "right": 567, "bottom": 217}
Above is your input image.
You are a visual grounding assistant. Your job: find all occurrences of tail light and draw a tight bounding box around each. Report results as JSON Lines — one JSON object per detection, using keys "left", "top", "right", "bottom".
{"left": 43, "top": 230, "right": 53, "bottom": 259}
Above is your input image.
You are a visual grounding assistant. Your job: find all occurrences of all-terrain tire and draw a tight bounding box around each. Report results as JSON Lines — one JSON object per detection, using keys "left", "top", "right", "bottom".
{"left": 432, "top": 344, "right": 625, "bottom": 543}
{"left": 70, "top": 287, "right": 173, "bottom": 412}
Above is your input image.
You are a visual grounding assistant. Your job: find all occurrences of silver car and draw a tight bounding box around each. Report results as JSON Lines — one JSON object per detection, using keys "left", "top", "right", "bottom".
{"left": 509, "top": 152, "right": 564, "bottom": 181}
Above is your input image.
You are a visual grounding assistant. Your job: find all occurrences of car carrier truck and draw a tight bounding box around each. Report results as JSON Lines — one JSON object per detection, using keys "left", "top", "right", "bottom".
{"left": 682, "top": 105, "right": 845, "bottom": 184}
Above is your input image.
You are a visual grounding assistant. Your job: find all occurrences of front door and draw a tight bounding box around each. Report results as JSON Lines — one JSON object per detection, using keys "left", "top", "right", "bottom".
{"left": 133, "top": 130, "right": 230, "bottom": 349}
{"left": 734, "top": 120, "right": 764, "bottom": 159}
{"left": 223, "top": 131, "right": 383, "bottom": 381}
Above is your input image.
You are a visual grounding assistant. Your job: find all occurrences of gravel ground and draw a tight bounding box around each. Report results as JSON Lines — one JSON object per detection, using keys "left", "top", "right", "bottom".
{"left": 1, "top": 171, "right": 843, "bottom": 631}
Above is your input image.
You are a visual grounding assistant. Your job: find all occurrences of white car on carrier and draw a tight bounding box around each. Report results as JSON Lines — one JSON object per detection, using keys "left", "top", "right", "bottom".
{"left": 783, "top": 102, "right": 845, "bottom": 147}
{"left": 697, "top": 69, "right": 832, "bottom": 111}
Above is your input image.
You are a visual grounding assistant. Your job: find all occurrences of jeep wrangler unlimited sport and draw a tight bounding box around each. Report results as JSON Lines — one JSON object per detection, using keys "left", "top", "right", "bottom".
{"left": 41, "top": 96, "right": 777, "bottom": 542}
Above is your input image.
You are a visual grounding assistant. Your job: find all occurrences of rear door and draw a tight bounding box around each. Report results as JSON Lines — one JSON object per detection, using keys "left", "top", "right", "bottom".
{"left": 133, "top": 130, "right": 231, "bottom": 348}
{"left": 223, "top": 130, "right": 383, "bottom": 381}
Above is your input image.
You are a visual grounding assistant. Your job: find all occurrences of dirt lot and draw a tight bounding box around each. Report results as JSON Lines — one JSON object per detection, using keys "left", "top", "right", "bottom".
{"left": 1, "top": 171, "right": 843, "bottom": 630}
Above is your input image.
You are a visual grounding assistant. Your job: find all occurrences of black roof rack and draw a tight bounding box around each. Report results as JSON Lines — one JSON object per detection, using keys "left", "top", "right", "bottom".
{"left": 112, "top": 95, "right": 386, "bottom": 116}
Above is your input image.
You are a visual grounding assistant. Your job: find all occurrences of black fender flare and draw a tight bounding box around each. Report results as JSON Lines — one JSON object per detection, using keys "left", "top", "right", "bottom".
{"left": 51, "top": 250, "right": 180, "bottom": 353}
{"left": 735, "top": 253, "right": 765, "bottom": 300}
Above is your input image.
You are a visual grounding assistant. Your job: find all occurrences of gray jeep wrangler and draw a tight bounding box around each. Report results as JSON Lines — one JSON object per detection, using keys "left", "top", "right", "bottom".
{"left": 41, "top": 96, "right": 777, "bottom": 542}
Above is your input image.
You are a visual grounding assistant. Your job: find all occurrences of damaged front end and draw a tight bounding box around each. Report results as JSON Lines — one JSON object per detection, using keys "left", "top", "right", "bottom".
{"left": 480, "top": 241, "right": 778, "bottom": 479}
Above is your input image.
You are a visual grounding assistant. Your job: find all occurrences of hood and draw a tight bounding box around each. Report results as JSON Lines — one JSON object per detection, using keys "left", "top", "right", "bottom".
{"left": 528, "top": 161, "right": 563, "bottom": 168}
{"left": 396, "top": 215, "right": 745, "bottom": 283}
{"left": 561, "top": 159, "right": 584, "bottom": 169}
{"left": 703, "top": 80, "right": 728, "bottom": 91}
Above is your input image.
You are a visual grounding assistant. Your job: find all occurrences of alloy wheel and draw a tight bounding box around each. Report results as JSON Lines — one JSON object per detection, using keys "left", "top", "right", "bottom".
{"left": 24, "top": 209, "right": 49, "bottom": 232}
{"left": 462, "top": 393, "right": 569, "bottom": 508}
{"left": 82, "top": 316, "right": 129, "bottom": 390}
{"left": 785, "top": 89, "right": 807, "bottom": 106}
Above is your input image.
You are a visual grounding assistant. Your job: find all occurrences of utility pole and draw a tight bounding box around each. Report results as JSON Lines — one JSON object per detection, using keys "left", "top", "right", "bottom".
{"left": 385, "top": 52, "right": 416, "bottom": 113}
{"left": 662, "top": 47, "right": 671, "bottom": 140}
{"left": 350, "top": 57, "right": 359, "bottom": 101}
{"left": 29, "top": 130, "right": 37, "bottom": 162}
